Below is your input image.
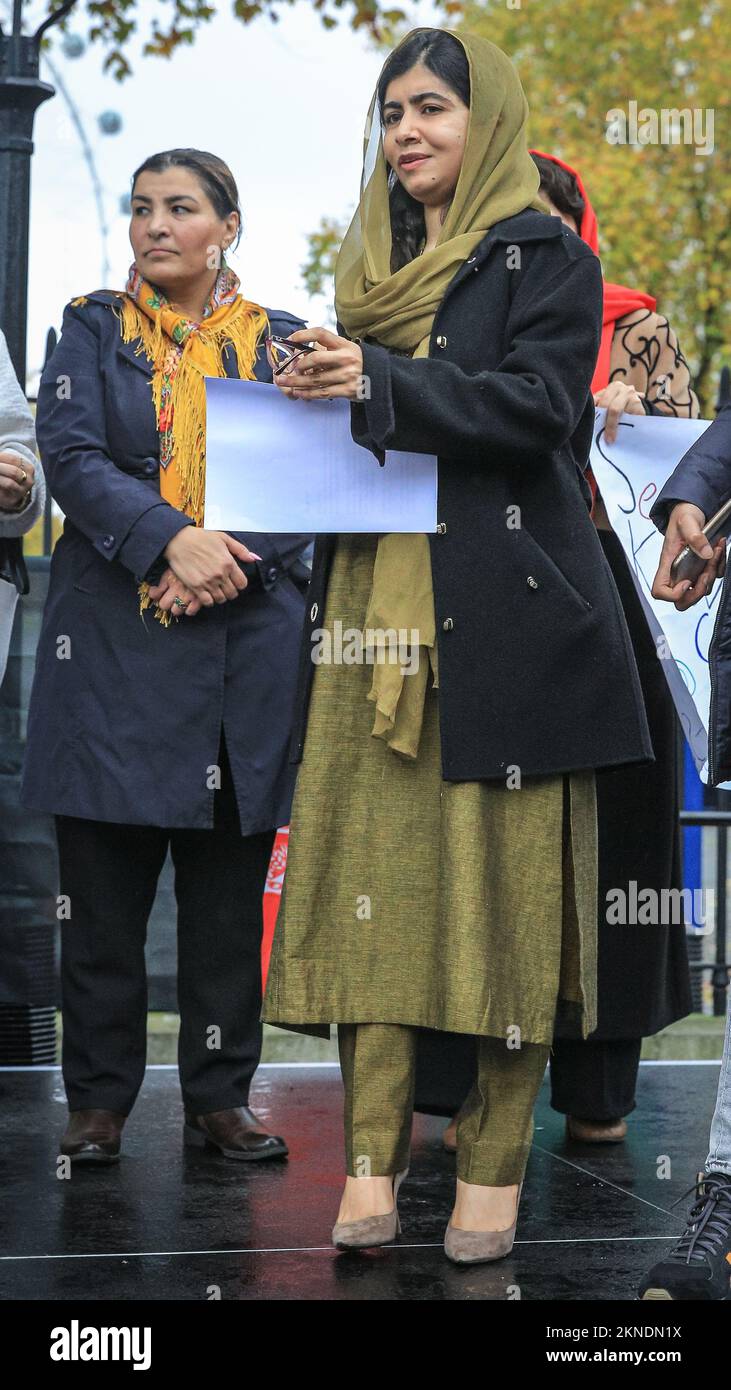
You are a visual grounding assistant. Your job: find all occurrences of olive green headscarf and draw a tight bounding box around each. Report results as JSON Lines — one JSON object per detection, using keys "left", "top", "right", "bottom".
{"left": 334, "top": 27, "right": 547, "bottom": 760}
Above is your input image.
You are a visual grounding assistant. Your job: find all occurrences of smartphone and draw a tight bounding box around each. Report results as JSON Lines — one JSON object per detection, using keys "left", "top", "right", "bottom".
{"left": 265, "top": 334, "right": 316, "bottom": 376}
{"left": 669, "top": 496, "right": 731, "bottom": 585}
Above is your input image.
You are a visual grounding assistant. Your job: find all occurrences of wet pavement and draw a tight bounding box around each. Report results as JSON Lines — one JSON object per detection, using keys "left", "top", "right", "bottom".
{"left": 0, "top": 1060, "right": 721, "bottom": 1301}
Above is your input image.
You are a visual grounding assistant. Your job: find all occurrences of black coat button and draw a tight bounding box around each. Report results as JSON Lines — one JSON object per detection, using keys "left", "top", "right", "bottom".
{"left": 436, "top": 335, "right": 448, "bottom": 349}
{"left": 144, "top": 461, "right": 157, "bottom": 475}
{"left": 102, "top": 535, "right": 114, "bottom": 549}
{"left": 267, "top": 566, "right": 278, "bottom": 583}
{"left": 442, "top": 617, "right": 454, "bottom": 630}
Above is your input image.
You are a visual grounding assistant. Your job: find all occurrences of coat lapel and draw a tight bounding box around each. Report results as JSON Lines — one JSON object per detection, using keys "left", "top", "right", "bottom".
{"left": 80, "top": 291, "right": 154, "bottom": 378}
{"left": 116, "top": 336, "right": 153, "bottom": 377}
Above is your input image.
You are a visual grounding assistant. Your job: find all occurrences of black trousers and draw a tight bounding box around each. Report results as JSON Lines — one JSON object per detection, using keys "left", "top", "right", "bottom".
{"left": 548, "top": 1037, "right": 643, "bottom": 1121}
{"left": 55, "top": 730, "right": 276, "bottom": 1116}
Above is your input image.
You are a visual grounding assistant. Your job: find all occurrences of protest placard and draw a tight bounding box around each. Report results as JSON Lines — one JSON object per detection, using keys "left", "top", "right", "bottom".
{"left": 589, "top": 409, "right": 728, "bottom": 785}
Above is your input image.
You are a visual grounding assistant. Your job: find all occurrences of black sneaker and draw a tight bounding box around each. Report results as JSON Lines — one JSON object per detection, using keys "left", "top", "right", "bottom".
{"left": 639, "top": 1171, "right": 731, "bottom": 1300}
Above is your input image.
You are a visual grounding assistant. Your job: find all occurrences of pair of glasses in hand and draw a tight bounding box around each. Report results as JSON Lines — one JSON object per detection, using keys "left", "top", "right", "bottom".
{"left": 265, "top": 335, "right": 316, "bottom": 377}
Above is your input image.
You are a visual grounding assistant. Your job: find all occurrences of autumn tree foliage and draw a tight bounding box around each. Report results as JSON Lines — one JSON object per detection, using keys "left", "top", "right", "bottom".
{"left": 302, "top": 0, "right": 730, "bottom": 410}
{"left": 49, "top": 0, "right": 428, "bottom": 80}
{"left": 463, "top": 0, "right": 730, "bottom": 411}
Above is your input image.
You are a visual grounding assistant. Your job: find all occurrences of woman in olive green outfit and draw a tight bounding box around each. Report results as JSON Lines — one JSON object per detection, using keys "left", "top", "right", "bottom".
{"left": 261, "top": 27, "right": 651, "bottom": 1261}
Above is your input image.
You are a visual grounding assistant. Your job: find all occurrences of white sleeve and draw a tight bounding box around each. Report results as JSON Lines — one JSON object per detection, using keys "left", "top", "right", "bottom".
{"left": 0, "top": 328, "right": 45, "bottom": 537}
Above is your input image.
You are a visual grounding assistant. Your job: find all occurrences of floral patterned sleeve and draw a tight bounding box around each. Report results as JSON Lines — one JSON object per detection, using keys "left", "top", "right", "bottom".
{"left": 609, "top": 309, "right": 700, "bottom": 419}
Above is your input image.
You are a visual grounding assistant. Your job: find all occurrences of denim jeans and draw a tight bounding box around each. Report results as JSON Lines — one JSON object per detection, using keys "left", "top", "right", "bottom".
{"left": 705, "top": 989, "right": 731, "bottom": 1176}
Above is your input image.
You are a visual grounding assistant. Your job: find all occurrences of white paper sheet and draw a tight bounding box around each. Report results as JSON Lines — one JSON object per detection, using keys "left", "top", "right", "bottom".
{"left": 204, "top": 378, "right": 438, "bottom": 533}
{"left": 589, "top": 408, "right": 728, "bottom": 784}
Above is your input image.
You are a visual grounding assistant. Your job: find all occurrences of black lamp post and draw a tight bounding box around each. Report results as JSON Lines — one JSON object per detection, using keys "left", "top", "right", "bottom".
{"left": 0, "top": 1, "right": 76, "bottom": 1068}
{"left": 0, "top": 0, "right": 77, "bottom": 382}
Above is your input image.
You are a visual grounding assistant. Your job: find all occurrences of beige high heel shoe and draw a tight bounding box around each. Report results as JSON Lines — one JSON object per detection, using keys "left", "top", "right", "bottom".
{"left": 444, "top": 1181, "right": 523, "bottom": 1264}
{"left": 331, "top": 1167, "right": 409, "bottom": 1250}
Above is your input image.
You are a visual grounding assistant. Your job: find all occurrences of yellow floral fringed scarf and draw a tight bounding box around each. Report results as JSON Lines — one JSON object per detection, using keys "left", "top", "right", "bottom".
{"left": 117, "top": 263, "right": 268, "bottom": 624}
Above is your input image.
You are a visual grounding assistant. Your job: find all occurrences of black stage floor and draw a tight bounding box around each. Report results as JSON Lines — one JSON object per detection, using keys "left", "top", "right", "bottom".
{"left": 0, "top": 1061, "right": 722, "bottom": 1301}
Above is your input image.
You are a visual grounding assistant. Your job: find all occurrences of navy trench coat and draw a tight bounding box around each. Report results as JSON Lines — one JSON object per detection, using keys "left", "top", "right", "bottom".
{"left": 21, "top": 292, "right": 312, "bottom": 834}
{"left": 288, "top": 210, "right": 654, "bottom": 780}
{"left": 651, "top": 403, "right": 731, "bottom": 786}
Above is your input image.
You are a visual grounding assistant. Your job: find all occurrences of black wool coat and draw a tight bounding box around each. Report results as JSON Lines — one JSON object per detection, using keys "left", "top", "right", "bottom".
{"left": 288, "top": 209, "right": 654, "bottom": 780}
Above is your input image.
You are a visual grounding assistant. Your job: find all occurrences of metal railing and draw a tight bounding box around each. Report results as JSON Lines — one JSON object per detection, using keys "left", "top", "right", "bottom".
{"left": 680, "top": 807, "right": 731, "bottom": 1015}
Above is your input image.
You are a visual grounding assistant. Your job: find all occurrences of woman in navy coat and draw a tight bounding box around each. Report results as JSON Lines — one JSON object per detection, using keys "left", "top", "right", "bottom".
{"left": 642, "top": 410, "right": 731, "bottom": 1300}
{"left": 21, "top": 148, "right": 311, "bottom": 1165}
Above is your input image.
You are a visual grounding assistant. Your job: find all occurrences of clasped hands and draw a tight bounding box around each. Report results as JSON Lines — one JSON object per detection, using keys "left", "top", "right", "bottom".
{"left": 150, "top": 527, "right": 262, "bottom": 619}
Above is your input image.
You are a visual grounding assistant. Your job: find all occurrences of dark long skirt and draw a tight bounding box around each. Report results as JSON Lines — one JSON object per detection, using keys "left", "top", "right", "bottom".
{"left": 413, "top": 528, "right": 693, "bottom": 1117}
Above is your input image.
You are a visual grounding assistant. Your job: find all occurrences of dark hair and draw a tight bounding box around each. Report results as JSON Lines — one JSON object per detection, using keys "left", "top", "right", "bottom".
{"left": 530, "top": 154, "right": 584, "bottom": 232}
{"left": 377, "top": 30, "right": 470, "bottom": 272}
{"left": 130, "top": 148, "right": 243, "bottom": 250}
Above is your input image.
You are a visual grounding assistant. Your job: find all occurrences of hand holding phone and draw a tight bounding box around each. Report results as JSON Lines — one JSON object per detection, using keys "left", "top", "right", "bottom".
{"left": 669, "top": 496, "right": 731, "bottom": 584}
{"left": 652, "top": 500, "right": 727, "bottom": 611}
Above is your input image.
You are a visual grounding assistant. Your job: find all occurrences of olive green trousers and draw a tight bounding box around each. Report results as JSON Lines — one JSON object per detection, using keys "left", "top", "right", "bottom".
{"left": 338, "top": 1023, "right": 551, "bottom": 1186}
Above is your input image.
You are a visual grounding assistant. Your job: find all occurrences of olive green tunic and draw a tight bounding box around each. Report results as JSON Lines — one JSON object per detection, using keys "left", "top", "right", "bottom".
{"left": 261, "top": 534, "right": 598, "bottom": 1044}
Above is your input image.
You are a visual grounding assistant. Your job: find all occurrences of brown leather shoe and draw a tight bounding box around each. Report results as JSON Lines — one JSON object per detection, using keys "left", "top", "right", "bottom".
{"left": 183, "top": 1105, "right": 288, "bottom": 1161}
{"left": 567, "top": 1115, "right": 628, "bottom": 1144}
{"left": 59, "top": 1109, "right": 126, "bottom": 1164}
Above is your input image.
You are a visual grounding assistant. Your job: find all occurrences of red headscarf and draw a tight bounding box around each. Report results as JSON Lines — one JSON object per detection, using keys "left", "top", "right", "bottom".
{"left": 529, "top": 150, "right": 656, "bottom": 511}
